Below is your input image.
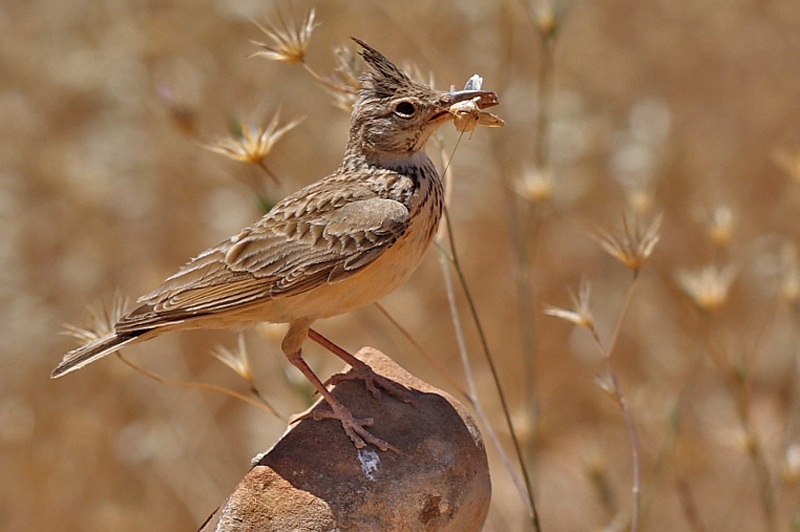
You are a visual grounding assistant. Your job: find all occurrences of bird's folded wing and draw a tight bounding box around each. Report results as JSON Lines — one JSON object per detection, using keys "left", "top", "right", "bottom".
{"left": 115, "top": 197, "right": 409, "bottom": 332}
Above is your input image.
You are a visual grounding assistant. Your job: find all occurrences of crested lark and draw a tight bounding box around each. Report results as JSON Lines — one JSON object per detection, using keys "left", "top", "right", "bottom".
{"left": 52, "top": 39, "right": 499, "bottom": 451}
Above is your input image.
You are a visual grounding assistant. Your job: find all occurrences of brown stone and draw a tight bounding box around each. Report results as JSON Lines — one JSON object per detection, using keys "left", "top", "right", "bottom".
{"left": 200, "top": 347, "right": 490, "bottom": 531}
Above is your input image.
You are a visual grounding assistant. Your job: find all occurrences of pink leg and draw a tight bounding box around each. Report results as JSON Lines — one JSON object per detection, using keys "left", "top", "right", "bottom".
{"left": 308, "top": 328, "right": 413, "bottom": 403}
{"left": 283, "top": 320, "right": 397, "bottom": 452}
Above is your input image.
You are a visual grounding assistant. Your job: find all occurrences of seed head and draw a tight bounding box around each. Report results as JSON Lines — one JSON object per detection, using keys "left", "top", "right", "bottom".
{"left": 626, "top": 186, "right": 655, "bottom": 216}
{"left": 676, "top": 264, "right": 736, "bottom": 312}
{"left": 211, "top": 335, "right": 254, "bottom": 384}
{"left": 323, "top": 45, "right": 363, "bottom": 111}
{"left": 545, "top": 277, "right": 595, "bottom": 330}
{"left": 706, "top": 205, "right": 734, "bottom": 248}
{"left": 515, "top": 166, "right": 554, "bottom": 204}
{"left": 782, "top": 443, "right": 800, "bottom": 484}
{"left": 251, "top": 9, "right": 317, "bottom": 65}
{"left": 597, "top": 214, "right": 661, "bottom": 273}
{"left": 63, "top": 295, "right": 129, "bottom": 344}
{"left": 205, "top": 110, "right": 303, "bottom": 165}
{"left": 533, "top": 0, "right": 567, "bottom": 40}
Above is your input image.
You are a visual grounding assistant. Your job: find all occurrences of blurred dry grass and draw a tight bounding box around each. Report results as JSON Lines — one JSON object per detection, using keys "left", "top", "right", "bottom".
{"left": 4, "top": 1, "right": 800, "bottom": 530}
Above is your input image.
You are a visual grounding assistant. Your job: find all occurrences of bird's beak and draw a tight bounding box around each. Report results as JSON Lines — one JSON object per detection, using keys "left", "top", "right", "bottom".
{"left": 442, "top": 89, "right": 500, "bottom": 109}
{"left": 430, "top": 89, "right": 500, "bottom": 124}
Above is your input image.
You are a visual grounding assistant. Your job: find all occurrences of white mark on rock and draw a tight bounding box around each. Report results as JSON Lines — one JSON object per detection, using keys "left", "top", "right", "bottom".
{"left": 357, "top": 448, "right": 381, "bottom": 481}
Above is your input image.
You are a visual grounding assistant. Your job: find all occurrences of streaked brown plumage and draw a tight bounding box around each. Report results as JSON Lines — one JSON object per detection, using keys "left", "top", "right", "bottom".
{"left": 52, "top": 39, "right": 499, "bottom": 450}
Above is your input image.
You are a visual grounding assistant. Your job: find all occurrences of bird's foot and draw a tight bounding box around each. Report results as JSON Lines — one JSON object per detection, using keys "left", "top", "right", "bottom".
{"left": 327, "top": 362, "right": 415, "bottom": 405}
{"left": 294, "top": 400, "right": 398, "bottom": 453}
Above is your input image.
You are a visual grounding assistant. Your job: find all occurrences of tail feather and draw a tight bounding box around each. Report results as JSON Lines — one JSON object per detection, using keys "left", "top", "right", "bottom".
{"left": 51, "top": 333, "right": 142, "bottom": 378}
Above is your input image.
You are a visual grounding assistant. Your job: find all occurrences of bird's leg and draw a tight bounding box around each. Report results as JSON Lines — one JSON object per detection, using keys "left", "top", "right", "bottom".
{"left": 308, "top": 328, "right": 414, "bottom": 404}
{"left": 283, "top": 321, "right": 396, "bottom": 452}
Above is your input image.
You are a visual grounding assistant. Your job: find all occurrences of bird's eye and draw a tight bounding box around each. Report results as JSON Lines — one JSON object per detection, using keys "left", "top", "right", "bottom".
{"left": 393, "top": 101, "right": 416, "bottom": 118}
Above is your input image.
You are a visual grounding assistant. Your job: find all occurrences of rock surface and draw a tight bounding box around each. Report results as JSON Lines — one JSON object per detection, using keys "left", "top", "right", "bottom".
{"left": 200, "top": 347, "right": 490, "bottom": 531}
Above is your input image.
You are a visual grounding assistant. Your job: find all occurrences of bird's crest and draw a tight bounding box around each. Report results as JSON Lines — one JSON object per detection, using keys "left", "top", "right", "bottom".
{"left": 351, "top": 37, "right": 415, "bottom": 100}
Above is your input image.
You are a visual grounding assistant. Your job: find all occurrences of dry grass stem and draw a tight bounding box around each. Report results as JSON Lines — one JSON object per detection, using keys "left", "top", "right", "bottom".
{"left": 116, "top": 352, "right": 284, "bottom": 419}
{"left": 440, "top": 204, "right": 541, "bottom": 531}
{"left": 436, "top": 140, "right": 540, "bottom": 527}
{"left": 435, "top": 239, "right": 531, "bottom": 513}
{"left": 323, "top": 45, "right": 363, "bottom": 111}
{"left": 373, "top": 302, "right": 468, "bottom": 398}
{"left": 547, "top": 265, "right": 645, "bottom": 531}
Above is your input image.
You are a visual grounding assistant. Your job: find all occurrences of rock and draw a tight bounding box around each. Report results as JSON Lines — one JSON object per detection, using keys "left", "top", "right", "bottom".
{"left": 200, "top": 347, "right": 490, "bottom": 531}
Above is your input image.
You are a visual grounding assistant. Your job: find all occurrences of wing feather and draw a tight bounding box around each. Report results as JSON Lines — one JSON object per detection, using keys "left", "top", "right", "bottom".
{"left": 115, "top": 189, "right": 409, "bottom": 333}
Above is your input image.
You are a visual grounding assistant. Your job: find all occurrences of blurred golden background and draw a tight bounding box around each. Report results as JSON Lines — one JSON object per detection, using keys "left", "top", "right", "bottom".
{"left": 3, "top": 1, "right": 800, "bottom": 530}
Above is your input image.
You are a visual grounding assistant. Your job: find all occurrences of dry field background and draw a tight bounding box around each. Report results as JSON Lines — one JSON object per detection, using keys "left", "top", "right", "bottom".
{"left": 3, "top": 1, "right": 800, "bottom": 530}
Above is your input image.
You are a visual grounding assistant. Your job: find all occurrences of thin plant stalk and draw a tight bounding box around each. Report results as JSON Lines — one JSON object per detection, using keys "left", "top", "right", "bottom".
{"left": 777, "top": 312, "right": 800, "bottom": 518}
{"left": 737, "top": 301, "right": 780, "bottom": 531}
{"left": 115, "top": 352, "right": 285, "bottom": 419}
{"left": 434, "top": 138, "right": 541, "bottom": 530}
{"left": 257, "top": 160, "right": 288, "bottom": 195}
{"left": 532, "top": 16, "right": 556, "bottom": 169}
{"left": 510, "top": 0, "right": 562, "bottom": 460}
{"left": 440, "top": 204, "right": 541, "bottom": 532}
{"left": 301, "top": 63, "right": 357, "bottom": 96}
{"left": 676, "top": 479, "right": 708, "bottom": 532}
{"left": 699, "top": 311, "right": 777, "bottom": 530}
{"left": 435, "top": 239, "right": 530, "bottom": 501}
{"left": 504, "top": 184, "right": 540, "bottom": 434}
{"left": 590, "top": 272, "right": 642, "bottom": 532}
{"left": 639, "top": 339, "right": 704, "bottom": 527}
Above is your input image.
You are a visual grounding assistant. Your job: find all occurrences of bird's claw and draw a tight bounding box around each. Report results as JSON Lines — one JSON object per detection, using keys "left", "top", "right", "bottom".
{"left": 312, "top": 404, "right": 399, "bottom": 453}
{"left": 327, "top": 364, "right": 415, "bottom": 405}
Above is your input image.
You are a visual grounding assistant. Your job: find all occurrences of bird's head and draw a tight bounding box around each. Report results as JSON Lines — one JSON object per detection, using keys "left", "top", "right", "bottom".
{"left": 347, "top": 38, "right": 498, "bottom": 163}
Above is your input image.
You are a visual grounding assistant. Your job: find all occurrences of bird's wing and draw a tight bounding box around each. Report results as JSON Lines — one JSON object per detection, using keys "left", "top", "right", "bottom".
{"left": 115, "top": 193, "right": 409, "bottom": 332}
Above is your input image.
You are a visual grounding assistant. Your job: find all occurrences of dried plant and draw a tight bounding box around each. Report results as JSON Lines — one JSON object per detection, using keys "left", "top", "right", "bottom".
{"left": 705, "top": 205, "right": 734, "bottom": 249}
{"left": 546, "top": 212, "right": 659, "bottom": 532}
{"left": 324, "top": 45, "right": 363, "bottom": 111}
{"left": 676, "top": 264, "right": 737, "bottom": 312}
{"left": 211, "top": 335, "right": 282, "bottom": 416}
{"left": 251, "top": 10, "right": 318, "bottom": 65}
{"left": 205, "top": 111, "right": 303, "bottom": 167}
{"left": 545, "top": 277, "right": 594, "bottom": 329}
{"left": 515, "top": 166, "right": 554, "bottom": 204}
{"left": 597, "top": 214, "right": 662, "bottom": 274}
{"left": 63, "top": 295, "right": 129, "bottom": 345}
{"left": 211, "top": 334, "right": 254, "bottom": 384}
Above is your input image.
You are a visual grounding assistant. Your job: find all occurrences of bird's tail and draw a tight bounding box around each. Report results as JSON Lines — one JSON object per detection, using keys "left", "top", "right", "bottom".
{"left": 51, "top": 332, "right": 143, "bottom": 378}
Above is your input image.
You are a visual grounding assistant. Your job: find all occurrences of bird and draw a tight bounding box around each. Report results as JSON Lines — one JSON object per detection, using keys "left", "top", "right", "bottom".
{"left": 52, "top": 38, "right": 499, "bottom": 451}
